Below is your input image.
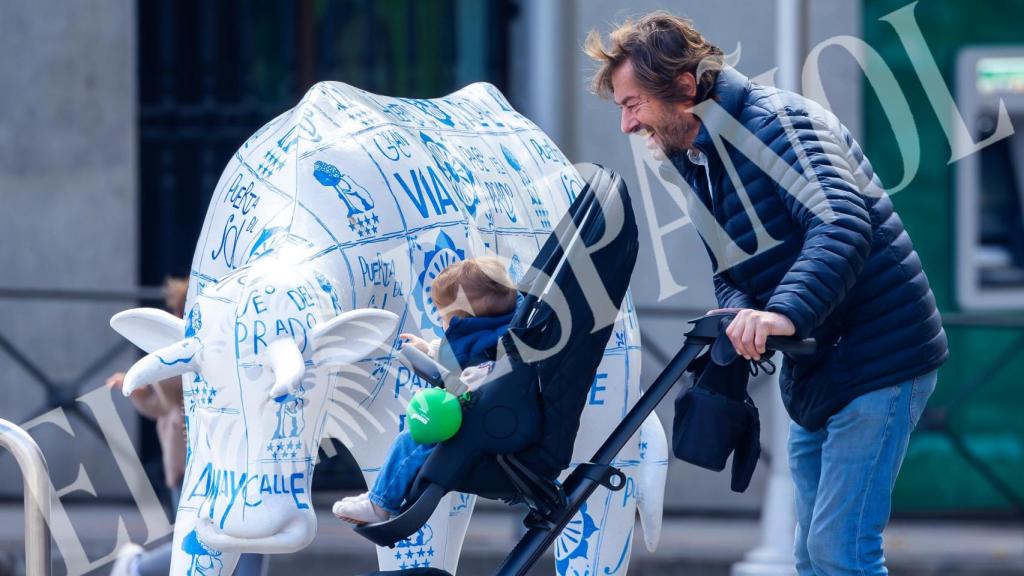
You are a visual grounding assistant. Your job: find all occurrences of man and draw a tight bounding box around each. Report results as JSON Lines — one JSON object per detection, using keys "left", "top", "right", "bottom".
{"left": 586, "top": 12, "right": 948, "bottom": 576}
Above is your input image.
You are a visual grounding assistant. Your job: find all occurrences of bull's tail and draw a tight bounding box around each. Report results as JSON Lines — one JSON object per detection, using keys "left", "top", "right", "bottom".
{"left": 636, "top": 411, "right": 668, "bottom": 552}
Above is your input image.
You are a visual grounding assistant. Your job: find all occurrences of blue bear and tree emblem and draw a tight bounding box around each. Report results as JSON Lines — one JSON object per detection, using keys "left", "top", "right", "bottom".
{"left": 267, "top": 392, "right": 306, "bottom": 460}
{"left": 313, "top": 160, "right": 378, "bottom": 237}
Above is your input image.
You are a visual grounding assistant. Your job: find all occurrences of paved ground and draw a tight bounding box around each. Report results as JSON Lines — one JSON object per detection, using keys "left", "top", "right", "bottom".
{"left": 0, "top": 499, "right": 1020, "bottom": 575}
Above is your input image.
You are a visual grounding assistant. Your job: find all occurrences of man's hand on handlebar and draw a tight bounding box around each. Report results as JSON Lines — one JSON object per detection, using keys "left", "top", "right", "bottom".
{"left": 709, "top": 308, "right": 796, "bottom": 361}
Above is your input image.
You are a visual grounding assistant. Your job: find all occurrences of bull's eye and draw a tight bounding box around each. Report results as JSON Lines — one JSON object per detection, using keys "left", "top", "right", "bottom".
{"left": 243, "top": 364, "right": 264, "bottom": 380}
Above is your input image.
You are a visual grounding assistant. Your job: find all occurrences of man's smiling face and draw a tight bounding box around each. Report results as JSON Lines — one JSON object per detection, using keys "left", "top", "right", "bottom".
{"left": 612, "top": 59, "right": 701, "bottom": 158}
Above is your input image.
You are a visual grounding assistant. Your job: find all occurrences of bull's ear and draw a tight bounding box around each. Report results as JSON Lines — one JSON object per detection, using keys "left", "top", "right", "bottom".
{"left": 311, "top": 308, "right": 399, "bottom": 366}
{"left": 110, "top": 308, "right": 186, "bottom": 353}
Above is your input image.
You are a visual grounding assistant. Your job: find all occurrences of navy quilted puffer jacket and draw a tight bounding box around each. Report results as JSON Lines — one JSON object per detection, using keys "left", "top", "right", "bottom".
{"left": 670, "top": 68, "right": 948, "bottom": 430}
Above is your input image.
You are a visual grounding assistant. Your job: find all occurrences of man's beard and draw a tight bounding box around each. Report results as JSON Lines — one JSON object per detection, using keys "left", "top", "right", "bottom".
{"left": 650, "top": 109, "right": 695, "bottom": 157}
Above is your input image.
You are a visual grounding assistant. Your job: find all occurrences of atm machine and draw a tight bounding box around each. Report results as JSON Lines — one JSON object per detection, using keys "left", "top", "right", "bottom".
{"left": 957, "top": 47, "right": 1024, "bottom": 309}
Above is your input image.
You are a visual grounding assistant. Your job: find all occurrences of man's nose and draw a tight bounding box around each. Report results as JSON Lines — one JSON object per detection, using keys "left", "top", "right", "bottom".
{"left": 620, "top": 108, "right": 639, "bottom": 134}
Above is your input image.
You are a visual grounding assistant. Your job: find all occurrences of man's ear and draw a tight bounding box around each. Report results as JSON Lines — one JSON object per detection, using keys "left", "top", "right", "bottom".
{"left": 676, "top": 72, "right": 698, "bottom": 100}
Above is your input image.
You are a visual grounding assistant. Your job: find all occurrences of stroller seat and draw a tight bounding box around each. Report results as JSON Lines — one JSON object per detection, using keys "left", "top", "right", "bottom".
{"left": 355, "top": 163, "right": 639, "bottom": 548}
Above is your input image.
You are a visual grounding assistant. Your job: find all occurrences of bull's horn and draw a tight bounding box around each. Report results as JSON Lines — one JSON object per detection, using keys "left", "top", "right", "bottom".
{"left": 122, "top": 338, "right": 200, "bottom": 396}
{"left": 267, "top": 338, "right": 306, "bottom": 399}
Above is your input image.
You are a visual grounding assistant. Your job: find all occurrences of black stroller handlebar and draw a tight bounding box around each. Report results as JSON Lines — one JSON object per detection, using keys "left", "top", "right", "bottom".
{"left": 697, "top": 311, "right": 818, "bottom": 356}
{"left": 765, "top": 335, "right": 817, "bottom": 356}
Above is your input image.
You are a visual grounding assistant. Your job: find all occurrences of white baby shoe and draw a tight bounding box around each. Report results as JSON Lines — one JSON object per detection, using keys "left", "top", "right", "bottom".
{"left": 332, "top": 493, "right": 390, "bottom": 525}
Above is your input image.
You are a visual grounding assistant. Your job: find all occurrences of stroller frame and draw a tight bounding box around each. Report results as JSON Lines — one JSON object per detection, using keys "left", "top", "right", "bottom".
{"left": 359, "top": 312, "right": 812, "bottom": 576}
{"left": 493, "top": 312, "right": 813, "bottom": 575}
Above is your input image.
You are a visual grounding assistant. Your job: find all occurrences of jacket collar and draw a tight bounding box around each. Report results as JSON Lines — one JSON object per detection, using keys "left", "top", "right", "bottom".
{"left": 708, "top": 67, "right": 750, "bottom": 121}
{"left": 671, "top": 66, "right": 751, "bottom": 173}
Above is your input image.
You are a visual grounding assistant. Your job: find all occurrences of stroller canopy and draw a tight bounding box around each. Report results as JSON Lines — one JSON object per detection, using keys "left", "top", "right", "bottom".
{"left": 503, "top": 163, "right": 639, "bottom": 480}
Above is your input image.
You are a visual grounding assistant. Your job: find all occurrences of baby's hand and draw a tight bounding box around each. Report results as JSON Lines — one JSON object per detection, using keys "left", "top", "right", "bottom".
{"left": 399, "top": 333, "right": 430, "bottom": 354}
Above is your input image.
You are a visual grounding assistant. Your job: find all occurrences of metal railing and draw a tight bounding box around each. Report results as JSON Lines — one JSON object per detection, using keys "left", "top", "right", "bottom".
{"left": 0, "top": 286, "right": 162, "bottom": 439}
{"left": 0, "top": 419, "right": 51, "bottom": 576}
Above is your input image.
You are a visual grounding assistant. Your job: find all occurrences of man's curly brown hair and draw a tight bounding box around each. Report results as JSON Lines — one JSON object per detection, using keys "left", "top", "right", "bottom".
{"left": 584, "top": 11, "right": 723, "bottom": 104}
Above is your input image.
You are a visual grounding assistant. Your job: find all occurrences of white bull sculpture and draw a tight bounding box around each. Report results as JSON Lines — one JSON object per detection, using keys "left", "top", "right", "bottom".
{"left": 111, "top": 82, "right": 668, "bottom": 575}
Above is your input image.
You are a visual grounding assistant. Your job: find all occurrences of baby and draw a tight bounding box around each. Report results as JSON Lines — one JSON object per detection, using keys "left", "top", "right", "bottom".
{"left": 333, "top": 256, "right": 519, "bottom": 524}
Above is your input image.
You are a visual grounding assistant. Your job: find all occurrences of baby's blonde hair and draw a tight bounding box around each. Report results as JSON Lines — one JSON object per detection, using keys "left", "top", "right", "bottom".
{"left": 431, "top": 257, "right": 517, "bottom": 318}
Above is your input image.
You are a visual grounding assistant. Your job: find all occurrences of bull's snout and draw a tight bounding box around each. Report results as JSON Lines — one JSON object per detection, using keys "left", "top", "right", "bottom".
{"left": 194, "top": 507, "right": 317, "bottom": 554}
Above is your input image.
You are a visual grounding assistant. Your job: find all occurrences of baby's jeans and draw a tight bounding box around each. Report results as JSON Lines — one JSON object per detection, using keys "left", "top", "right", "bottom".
{"left": 369, "top": 430, "right": 436, "bottom": 514}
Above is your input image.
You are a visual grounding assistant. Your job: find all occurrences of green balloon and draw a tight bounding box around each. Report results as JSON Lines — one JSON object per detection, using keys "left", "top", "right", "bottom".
{"left": 407, "top": 387, "right": 463, "bottom": 444}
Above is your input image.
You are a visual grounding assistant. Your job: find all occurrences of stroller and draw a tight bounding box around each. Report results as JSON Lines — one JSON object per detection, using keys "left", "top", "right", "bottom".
{"left": 353, "top": 164, "right": 814, "bottom": 576}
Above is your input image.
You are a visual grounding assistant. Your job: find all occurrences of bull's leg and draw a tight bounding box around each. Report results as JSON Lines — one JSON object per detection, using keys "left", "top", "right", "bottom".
{"left": 369, "top": 492, "right": 474, "bottom": 573}
{"left": 440, "top": 492, "right": 476, "bottom": 573}
{"left": 553, "top": 411, "right": 671, "bottom": 576}
{"left": 552, "top": 482, "right": 639, "bottom": 576}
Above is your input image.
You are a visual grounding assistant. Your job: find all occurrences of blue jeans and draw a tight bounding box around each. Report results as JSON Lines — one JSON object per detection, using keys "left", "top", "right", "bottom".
{"left": 789, "top": 370, "right": 937, "bottom": 576}
{"left": 369, "top": 431, "right": 435, "bottom": 514}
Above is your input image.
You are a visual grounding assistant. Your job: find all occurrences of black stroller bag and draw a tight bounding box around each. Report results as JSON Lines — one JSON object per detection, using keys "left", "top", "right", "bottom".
{"left": 671, "top": 340, "right": 761, "bottom": 493}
